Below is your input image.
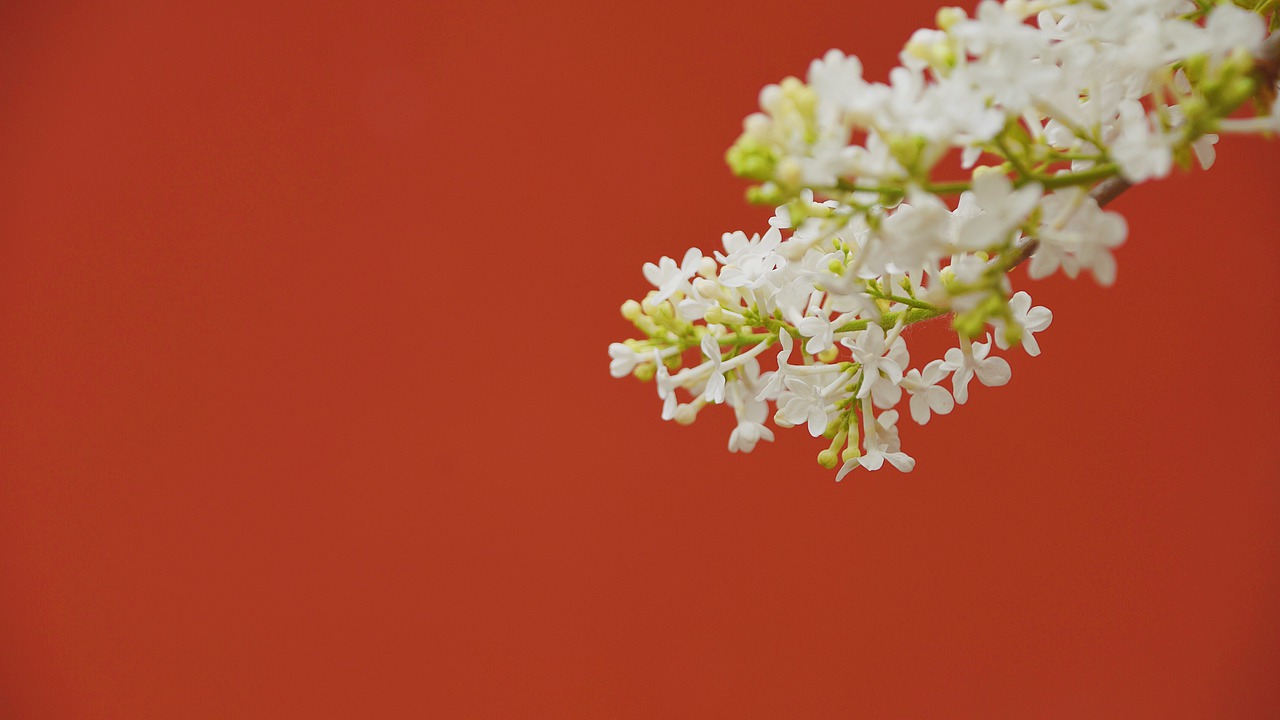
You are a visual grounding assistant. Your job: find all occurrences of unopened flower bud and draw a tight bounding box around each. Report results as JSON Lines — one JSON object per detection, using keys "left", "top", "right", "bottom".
{"left": 674, "top": 404, "right": 698, "bottom": 425}
{"left": 817, "top": 449, "right": 839, "bottom": 469}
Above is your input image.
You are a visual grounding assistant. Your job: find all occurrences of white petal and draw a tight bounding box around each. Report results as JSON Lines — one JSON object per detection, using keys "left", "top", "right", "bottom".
{"left": 975, "top": 356, "right": 1011, "bottom": 387}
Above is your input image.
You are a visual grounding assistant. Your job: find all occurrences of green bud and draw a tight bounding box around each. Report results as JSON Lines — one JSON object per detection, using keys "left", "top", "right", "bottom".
{"left": 1183, "top": 54, "right": 1207, "bottom": 83}
{"left": 888, "top": 134, "right": 927, "bottom": 172}
{"left": 817, "top": 448, "right": 839, "bottom": 469}
{"left": 935, "top": 6, "right": 965, "bottom": 30}
{"left": 674, "top": 404, "right": 697, "bottom": 425}
{"left": 725, "top": 136, "right": 779, "bottom": 181}
{"left": 620, "top": 299, "right": 642, "bottom": 321}
{"left": 954, "top": 310, "right": 984, "bottom": 339}
{"left": 1002, "top": 322, "right": 1023, "bottom": 348}
{"left": 633, "top": 363, "right": 655, "bottom": 382}
{"left": 1181, "top": 95, "right": 1208, "bottom": 120}
{"left": 1226, "top": 46, "right": 1255, "bottom": 77}
{"left": 746, "top": 182, "right": 786, "bottom": 206}
{"left": 817, "top": 347, "right": 838, "bottom": 363}
{"left": 1222, "top": 76, "right": 1257, "bottom": 108}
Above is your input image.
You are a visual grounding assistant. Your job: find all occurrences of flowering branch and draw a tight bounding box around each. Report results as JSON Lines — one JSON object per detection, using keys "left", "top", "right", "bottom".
{"left": 611, "top": 0, "right": 1280, "bottom": 480}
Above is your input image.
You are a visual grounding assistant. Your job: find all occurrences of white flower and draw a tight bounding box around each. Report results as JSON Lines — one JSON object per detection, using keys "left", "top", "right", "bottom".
{"left": 941, "top": 335, "right": 1011, "bottom": 405}
{"left": 755, "top": 330, "right": 796, "bottom": 401}
{"left": 871, "top": 336, "right": 910, "bottom": 409}
{"left": 842, "top": 323, "right": 904, "bottom": 400}
{"left": 700, "top": 334, "right": 726, "bottom": 404}
{"left": 994, "top": 291, "right": 1052, "bottom": 356}
{"left": 777, "top": 376, "right": 830, "bottom": 437}
{"left": 796, "top": 314, "right": 836, "bottom": 355}
{"left": 1201, "top": 4, "right": 1266, "bottom": 58}
{"left": 880, "top": 190, "right": 953, "bottom": 271}
{"left": 903, "top": 360, "right": 955, "bottom": 424}
{"left": 836, "top": 404, "right": 915, "bottom": 479}
{"left": 643, "top": 247, "right": 702, "bottom": 303}
{"left": 716, "top": 227, "right": 784, "bottom": 288}
{"left": 608, "top": 343, "right": 640, "bottom": 378}
{"left": 957, "top": 172, "right": 1042, "bottom": 250}
{"left": 653, "top": 351, "right": 677, "bottom": 421}
{"left": 728, "top": 363, "right": 775, "bottom": 453}
{"left": 1109, "top": 100, "right": 1173, "bottom": 183}
{"left": 1032, "top": 190, "right": 1128, "bottom": 286}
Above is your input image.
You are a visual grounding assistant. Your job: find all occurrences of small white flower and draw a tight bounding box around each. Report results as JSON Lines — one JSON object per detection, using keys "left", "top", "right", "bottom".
{"left": 727, "top": 364, "right": 775, "bottom": 453}
{"left": 755, "top": 330, "right": 797, "bottom": 401}
{"left": 717, "top": 227, "right": 784, "bottom": 289}
{"left": 942, "top": 335, "right": 1011, "bottom": 405}
{"left": 700, "top": 334, "right": 726, "bottom": 404}
{"left": 842, "top": 323, "right": 904, "bottom": 400}
{"left": 653, "top": 351, "right": 678, "bottom": 421}
{"left": 836, "top": 404, "right": 915, "bottom": 478}
{"left": 797, "top": 314, "right": 836, "bottom": 355}
{"left": 643, "top": 248, "right": 703, "bottom": 303}
{"left": 777, "top": 376, "right": 831, "bottom": 437}
{"left": 1110, "top": 100, "right": 1173, "bottom": 183}
{"left": 994, "top": 291, "right": 1052, "bottom": 356}
{"left": 608, "top": 343, "right": 640, "bottom": 378}
{"left": 903, "top": 360, "right": 955, "bottom": 425}
{"left": 957, "top": 172, "right": 1042, "bottom": 250}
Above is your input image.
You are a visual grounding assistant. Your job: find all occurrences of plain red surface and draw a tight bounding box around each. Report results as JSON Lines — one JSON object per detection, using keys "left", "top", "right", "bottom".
{"left": 1, "top": 1, "right": 1278, "bottom": 717}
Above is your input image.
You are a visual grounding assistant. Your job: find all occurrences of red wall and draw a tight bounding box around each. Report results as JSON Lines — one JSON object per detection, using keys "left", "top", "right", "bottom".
{"left": 1, "top": 1, "right": 1277, "bottom": 717}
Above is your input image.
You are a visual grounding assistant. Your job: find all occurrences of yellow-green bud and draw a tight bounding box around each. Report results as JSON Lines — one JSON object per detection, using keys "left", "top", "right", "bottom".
{"left": 1183, "top": 54, "right": 1207, "bottom": 83}
{"left": 621, "top": 299, "right": 642, "bottom": 321}
{"left": 888, "top": 134, "right": 926, "bottom": 171}
{"left": 971, "top": 164, "right": 1004, "bottom": 180}
{"left": 696, "top": 257, "right": 718, "bottom": 279}
{"left": 746, "top": 182, "right": 786, "bottom": 206}
{"left": 726, "top": 136, "right": 778, "bottom": 181}
{"left": 633, "top": 363, "right": 656, "bottom": 382}
{"left": 935, "top": 6, "right": 965, "bottom": 30}
{"left": 953, "top": 309, "right": 984, "bottom": 339}
{"left": 1002, "top": 322, "right": 1023, "bottom": 348}
{"left": 817, "top": 347, "right": 838, "bottom": 363}
{"left": 817, "top": 448, "right": 839, "bottom": 469}
{"left": 674, "top": 404, "right": 698, "bottom": 425}
{"left": 1222, "top": 76, "right": 1257, "bottom": 107}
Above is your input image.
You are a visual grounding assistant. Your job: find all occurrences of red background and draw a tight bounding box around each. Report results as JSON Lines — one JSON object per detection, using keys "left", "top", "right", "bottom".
{"left": 1, "top": 1, "right": 1278, "bottom": 717}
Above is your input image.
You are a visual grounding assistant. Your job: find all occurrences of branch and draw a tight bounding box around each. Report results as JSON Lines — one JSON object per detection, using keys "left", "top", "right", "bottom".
{"left": 1010, "top": 30, "right": 1280, "bottom": 271}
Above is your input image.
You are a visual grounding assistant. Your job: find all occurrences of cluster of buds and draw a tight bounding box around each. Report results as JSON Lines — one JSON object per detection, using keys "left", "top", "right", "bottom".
{"left": 610, "top": 0, "right": 1280, "bottom": 479}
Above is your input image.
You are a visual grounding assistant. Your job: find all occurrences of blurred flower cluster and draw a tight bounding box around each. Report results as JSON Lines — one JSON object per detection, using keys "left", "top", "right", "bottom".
{"left": 610, "top": 0, "right": 1280, "bottom": 479}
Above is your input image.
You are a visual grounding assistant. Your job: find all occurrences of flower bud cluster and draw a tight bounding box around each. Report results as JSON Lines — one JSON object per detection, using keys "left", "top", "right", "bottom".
{"left": 611, "top": 0, "right": 1279, "bottom": 478}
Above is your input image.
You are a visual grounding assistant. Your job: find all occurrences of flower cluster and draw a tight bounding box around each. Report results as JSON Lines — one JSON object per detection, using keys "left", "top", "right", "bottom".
{"left": 610, "top": 0, "right": 1280, "bottom": 479}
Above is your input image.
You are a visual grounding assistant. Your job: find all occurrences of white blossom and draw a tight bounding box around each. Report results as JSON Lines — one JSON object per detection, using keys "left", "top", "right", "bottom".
{"left": 643, "top": 248, "right": 703, "bottom": 303}
{"left": 994, "top": 291, "right": 1053, "bottom": 356}
{"left": 942, "top": 336, "right": 1011, "bottom": 405}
